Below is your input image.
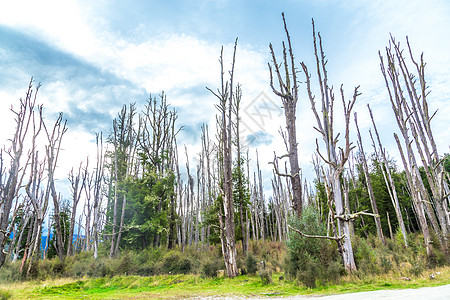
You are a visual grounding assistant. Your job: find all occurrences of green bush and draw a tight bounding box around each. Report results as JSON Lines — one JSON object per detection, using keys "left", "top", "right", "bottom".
{"left": 284, "top": 206, "right": 341, "bottom": 287}
{"left": 297, "top": 255, "right": 319, "bottom": 288}
{"left": 408, "top": 255, "right": 425, "bottom": 277}
{"left": 0, "top": 289, "right": 11, "bottom": 300}
{"left": 161, "top": 251, "right": 192, "bottom": 274}
{"left": 117, "top": 252, "right": 132, "bottom": 275}
{"left": 0, "top": 261, "right": 21, "bottom": 282}
{"left": 353, "top": 236, "right": 379, "bottom": 275}
{"left": 258, "top": 268, "right": 272, "bottom": 285}
{"left": 245, "top": 253, "right": 258, "bottom": 275}
{"left": 87, "top": 258, "right": 112, "bottom": 278}
{"left": 136, "top": 261, "right": 156, "bottom": 276}
{"left": 201, "top": 258, "right": 222, "bottom": 278}
{"left": 379, "top": 255, "right": 393, "bottom": 274}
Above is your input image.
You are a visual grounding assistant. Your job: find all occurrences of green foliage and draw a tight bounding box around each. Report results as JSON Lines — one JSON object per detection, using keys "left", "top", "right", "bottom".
{"left": 297, "top": 257, "right": 319, "bottom": 288}
{"left": 0, "top": 261, "right": 21, "bottom": 282}
{"left": 353, "top": 236, "right": 379, "bottom": 275}
{"left": 245, "top": 253, "right": 258, "bottom": 275}
{"left": 201, "top": 257, "right": 222, "bottom": 278}
{"left": 232, "top": 158, "right": 251, "bottom": 243}
{"left": 258, "top": 268, "right": 272, "bottom": 285}
{"left": 161, "top": 251, "right": 192, "bottom": 275}
{"left": 118, "top": 172, "right": 176, "bottom": 250}
{"left": 349, "top": 155, "right": 417, "bottom": 239}
{"left": 379, "top": 255, "right": 393, "bottom": 273}
{"left": 444, "top": 154, "right": 450, "bottom": 173}
{"left": 408, "top": 255, "right": 425, "bottom": 277}
{"left": 0, "top": 290, "right": 11, "bottom": 300}
{"left": 202, "top": 194, "right": 223, "bottom": 245}
{"left": 47, "top": 202, "right": 71, "bottom": 259}
{"left": 284, "top": 206, "right": 342, "bottom": 288}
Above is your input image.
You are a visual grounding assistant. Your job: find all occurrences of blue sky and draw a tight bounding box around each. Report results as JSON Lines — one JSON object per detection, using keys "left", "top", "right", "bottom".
{"left": 1, "top": 0, "right": 450, "bottom": 198}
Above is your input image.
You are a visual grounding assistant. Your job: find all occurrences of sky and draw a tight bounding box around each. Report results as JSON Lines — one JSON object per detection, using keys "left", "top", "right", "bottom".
{"left": 1, "top": 0, "right": 449, "bottom": 201}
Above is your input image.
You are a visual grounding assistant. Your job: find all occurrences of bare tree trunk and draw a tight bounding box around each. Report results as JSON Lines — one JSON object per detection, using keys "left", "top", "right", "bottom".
{"left": 394, "top": 133, "right": 432, "bottom": 254}
{"left": 44, "top": 112, "right": 68, "bottom": 261}
{"left": 0, "top": 80, "right": 36, "bottom": 268}
{"left": 67, "top": 162, "right": 87, "bottom": 256}
{"left": 368, "top": 105, "right": 408, "bottom": 246}
{"left": 354, "top": 113, "right": 385, "bottom": 245}
{"left": 268, "top": 13, "right": 302, "bottom": 217}
{"left": 379, "top": 42, "right": 434, "bottom": 254}
{"left": 207, "top": 40, "right": 239, "bottom": 277}
{"left": 92, "top": 134, "right": 105, "bottom": 259}
{"left": 301, "top": 19, "right": 360, "bottom": 272}
{"left": 109, "top": 119, "right": 119, "bottom": 258}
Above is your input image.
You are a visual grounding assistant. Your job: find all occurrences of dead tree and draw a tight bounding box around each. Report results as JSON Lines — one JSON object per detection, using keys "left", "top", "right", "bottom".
{"left": 83, "top": 162, "right": 94, "bottom": 252}
{"left": 301, "top": 19, "right": 360, "bottom": 272}
{"left": 67, "top": 161, "right": 87, "bottom": 256}
{"left": 354, "top": 113, "right": 385, "bottom": 245}
{"left": 379, "top": 38, "right": 437, "bottom": 253}
{"left": 268, "top": 12, "right": 302, "bottom": 217}
{"left": 231, "top": 84, "right": 249, "bottom": 254}
{"left": 43, "top": 112, "right": 68, "bottom": 260}
{"left": 393, "top": 37, "right": 449, "bottom": 247}
{"left": 24, "top": 108, "right": 48, "bottom": 273}
{"left": 368, "top": 105, "right": 408, "bottom": 246}
{"left": 207, "top": 39, "right": 239, "bottom": 278}
{"left": 92, "top": 133, "right": 105, "bottom": 259}
{"left": 0, "top": 79, "right": 36, "bottom": 268}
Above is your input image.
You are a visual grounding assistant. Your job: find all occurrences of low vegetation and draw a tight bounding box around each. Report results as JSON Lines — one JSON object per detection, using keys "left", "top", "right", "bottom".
{"left": 0, "top": 233, "right": 448, "bottom": 299}
{"left": 0, "top": 265, "right": 449, "bottom": 299}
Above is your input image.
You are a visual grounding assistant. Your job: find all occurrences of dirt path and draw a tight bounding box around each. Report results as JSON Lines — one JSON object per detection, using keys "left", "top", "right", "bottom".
{"left": 193, "top": 284, "right": 450, "bottom": 300}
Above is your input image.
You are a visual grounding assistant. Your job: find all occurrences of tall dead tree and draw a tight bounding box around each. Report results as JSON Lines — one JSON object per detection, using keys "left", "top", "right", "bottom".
{"left": 268, "top": 12, "right": 302, "bottom": 217}
{"left": 0, "top": 80, "right": 35, "bottom": 268}
{"left": 24, "top": 116, "right": 46, "bottom": 274}
{"left": 43, "top": 112, "right": 68, "bottom": 260}
{"left": 207, "top": 39, "right": 239, "bottom": 278}
{"left": 393, "top": 37, "right": 449, "bottom": 247}
{"left": 379, "top": 38, "right": 438, "bottom": 253}
{"left": 67, "top": 161, "right": 87, "bottom": 256}
{"left": 354, "top": 113, "right": 385, "bottom": 245}
{"left": 301, "top": 19, "right": 360, "bottom": 272}
{"left": 92, "top": 133, "right": 105, "bottom": 259}
{"left": 368, "top": 105, "right": 408, "bottom": 246}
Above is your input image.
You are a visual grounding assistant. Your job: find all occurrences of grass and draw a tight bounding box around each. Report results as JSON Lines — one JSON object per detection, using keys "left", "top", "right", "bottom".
{"left": 0, "top": 266, "right": 449, "bottom": 299}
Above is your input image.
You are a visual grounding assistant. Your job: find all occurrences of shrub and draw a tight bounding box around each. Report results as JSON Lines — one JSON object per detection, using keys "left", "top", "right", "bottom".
{"left": 201, "top": 258, "right": 222, "bottom": 278}
{"left": 0, "top": 289, "right": 11, "bottom": 300}
{"left": 87, "top": 258, "right": 112, "bottom": 278}
{"left": 324, "top": 260, "right": 343, "bottom": 284}
{"left": 408, "top": 255, "right": 425, "bottom": 277}
{"left": 353, "top": 236, "right": 379, "bottom": 275}
{"left": 379, "top": 255, "right": 393, "bottom": 274}
{"left": 245, "top": 253, "right": 258, "bottom": 275}
{"left": 284, "top": 206, "right": 341, "bottom": 287}
{"left": 161, "top": 252, "right": 192, "bottom": 274}
{"left": 0, "top": 261, "right": 21, "bottom": 282}
{"left": 136, "top": 262, "right": 156, "bottom": 276}
{"left": 117, "top": 252, "right": 132, "bottom": 275}
{"left": 297, "top": 256, "right": 319, "bottom": 288}
{"left": 258, "top": 268, "right": 272, "bottom": 285}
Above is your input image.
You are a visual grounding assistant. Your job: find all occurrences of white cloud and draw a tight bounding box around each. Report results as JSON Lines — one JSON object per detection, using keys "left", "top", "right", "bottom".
{"left": 1, "top": 0, "right": 449, "bottom": 203}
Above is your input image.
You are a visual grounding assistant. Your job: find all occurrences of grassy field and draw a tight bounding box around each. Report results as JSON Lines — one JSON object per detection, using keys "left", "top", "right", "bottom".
{"left": 0, "top": 266, "right": 449, "bottom": 299}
